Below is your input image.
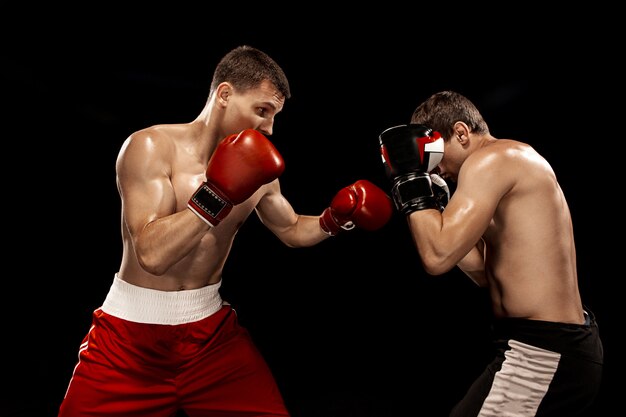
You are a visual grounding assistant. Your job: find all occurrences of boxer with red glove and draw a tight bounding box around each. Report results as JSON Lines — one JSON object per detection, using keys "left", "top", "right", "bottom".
{"left": 188, "top": 129, "right": 285, "bottom": 227}
{"left": 379, "top": 124, "right": 445, "bottom": 214}
{"left": 320, "top": 180, "right": 393, "bottom": 236}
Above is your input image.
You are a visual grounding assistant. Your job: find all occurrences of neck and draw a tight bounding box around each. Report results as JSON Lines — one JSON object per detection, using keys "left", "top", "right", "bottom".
{"left": 477, "top": 134, "right": 497, "bottom": 148}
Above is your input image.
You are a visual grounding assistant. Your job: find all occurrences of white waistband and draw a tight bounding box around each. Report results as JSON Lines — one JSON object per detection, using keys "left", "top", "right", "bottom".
{"left": 101, "top": 275, "right": 224, "bottom": 325}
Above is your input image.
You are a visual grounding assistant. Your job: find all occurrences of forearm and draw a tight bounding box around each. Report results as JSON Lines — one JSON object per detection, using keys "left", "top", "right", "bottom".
{"left": 407, "top": 209, "right": 457, "bottom": 275}
{"left": 134, "top": 209, "right": 210, "bottom": 275}
{"left": 258, "top": 180, "right": 392, "bottom": 247}
{"left": 264, "top": 213, "right": 330, "bottom": 248}
{"left": 292, "top": 215, "right": 333, "bottom": 247}
{"left": 457, "top": 239, "right": 487, "bottom": 287}
{"left": 408, "top": 210, "right": 487, "bottom": 278}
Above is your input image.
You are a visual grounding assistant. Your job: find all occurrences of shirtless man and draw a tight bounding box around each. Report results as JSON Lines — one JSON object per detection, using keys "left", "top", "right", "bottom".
{"left": 57, "top": 45, "right": 393, "bottom": 417}
{"left": 378, "top": 90, "right": 603, "bottom": 416}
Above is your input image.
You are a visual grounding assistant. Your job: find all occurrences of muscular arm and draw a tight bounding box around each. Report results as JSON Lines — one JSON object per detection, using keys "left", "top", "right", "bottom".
{"left": 255, "top": 180, "right": 329, "bottom": 248}
{"left": 457, "top": 238, "right": 488, "bottom": 287}
{"left": 407, "top": 151, "right": 504, "bottom": 277}
{"left": 116, "top": 132, "right": 209, "bottom": 275}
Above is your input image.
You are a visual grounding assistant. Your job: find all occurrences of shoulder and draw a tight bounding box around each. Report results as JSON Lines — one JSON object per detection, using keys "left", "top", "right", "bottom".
{"left": 465, "top": 139, "right": 540, "bottom": 172}
{"left": 116, "top": 124, "right": 180, "bottom": 175}
{"left": 458, "top": 139, "right": 538, "bottom": 194}
{"left": 120, "top": 125, "right": 177, "bottom": 157}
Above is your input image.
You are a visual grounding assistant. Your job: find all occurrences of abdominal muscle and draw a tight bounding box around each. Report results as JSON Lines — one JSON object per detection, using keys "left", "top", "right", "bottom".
{"left": 117, "top": 200, "right": 257, "bottom": 292}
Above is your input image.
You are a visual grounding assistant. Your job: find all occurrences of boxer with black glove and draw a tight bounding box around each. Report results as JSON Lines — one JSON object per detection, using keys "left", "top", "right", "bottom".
{"left": 379, "top": 124, "right": 446, "bottom": 214}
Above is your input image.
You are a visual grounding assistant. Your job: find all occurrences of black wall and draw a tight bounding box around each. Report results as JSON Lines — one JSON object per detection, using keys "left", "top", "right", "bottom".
{"left": 5, "top": 16, "right": 618, "bottom": 417}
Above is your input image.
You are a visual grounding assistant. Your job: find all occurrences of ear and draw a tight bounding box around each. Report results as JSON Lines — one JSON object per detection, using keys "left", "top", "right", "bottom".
{"left": 453, "top": 122, "right": 470, "bottom": 145}
{"left": 216, "top": 82, "right": 233, "bottom": 107}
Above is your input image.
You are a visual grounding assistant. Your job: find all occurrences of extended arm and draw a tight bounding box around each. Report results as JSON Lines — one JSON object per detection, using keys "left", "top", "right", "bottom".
{"left": 257, "top": 179, "right": 393, "bottom": 247}
{"left": 255, "top": 181, "right": 329, "bottom": 247}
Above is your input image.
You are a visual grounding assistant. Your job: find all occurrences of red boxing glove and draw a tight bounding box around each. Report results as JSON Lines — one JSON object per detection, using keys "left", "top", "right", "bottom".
{"left": 188, "top": 129, "right": 285, "bottom": 226}
{"left": 320, "top": 180, "right": 393, "bottom": 236}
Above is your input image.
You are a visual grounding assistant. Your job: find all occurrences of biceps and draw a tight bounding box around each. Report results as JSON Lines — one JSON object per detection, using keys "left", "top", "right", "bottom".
{"left": 121, "top": 177, "right": 177, "bottom": 236}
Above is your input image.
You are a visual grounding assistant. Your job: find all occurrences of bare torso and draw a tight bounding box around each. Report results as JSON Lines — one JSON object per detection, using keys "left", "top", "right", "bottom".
{"left": 411, "top": 138, "right": 584, "bottom": 324}
{"left": 116, "top": 122, "right": 271, "bottom": 291}
{"left": 476, "top": 140, "right": 583, "bottom": 322}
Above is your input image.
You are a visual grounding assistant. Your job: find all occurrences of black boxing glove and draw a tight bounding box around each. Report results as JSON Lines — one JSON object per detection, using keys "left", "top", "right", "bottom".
{"left": 379, "top": 124, "right": 444, "bottom": 215}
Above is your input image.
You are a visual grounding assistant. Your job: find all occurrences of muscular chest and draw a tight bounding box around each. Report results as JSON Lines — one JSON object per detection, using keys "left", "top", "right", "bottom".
{"left": 170, "top": 160, "right": 206, "bottom": 212}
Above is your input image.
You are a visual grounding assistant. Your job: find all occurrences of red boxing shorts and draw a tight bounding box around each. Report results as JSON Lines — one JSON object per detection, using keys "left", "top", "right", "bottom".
{"left": 58, "top": 275, "right": 290, "bottom": 417}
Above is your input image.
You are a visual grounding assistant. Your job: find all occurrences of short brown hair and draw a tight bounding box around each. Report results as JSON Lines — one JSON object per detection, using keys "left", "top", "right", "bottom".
{"left": 210, "top": 45, "right": 291, "bottom": 99}
{"left": 411, "top": 91, "right": 489, "bottom": 140}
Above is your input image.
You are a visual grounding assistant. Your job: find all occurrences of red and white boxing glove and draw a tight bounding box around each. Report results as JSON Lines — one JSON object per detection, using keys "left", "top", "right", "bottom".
{"left": 188, "top": 129, "right": 285, "bottom": 227}
{"left": 320, "top": 180, "right": 393, "bottom": 236}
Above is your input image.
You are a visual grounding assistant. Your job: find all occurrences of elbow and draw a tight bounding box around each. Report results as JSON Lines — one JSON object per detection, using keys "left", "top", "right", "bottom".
{"left": 135, "top": 247, "right": 169, "bottom": 276}
{"left": 280, "top": 237, "right": 300, "bottom": 248}
{"left": 422, "top": 263, "right": 449, "bottom": 276}
{"left": 421, "top": 254, "right": 455, "bottom": 276}
{"left": 140, "top": 262, "right": 168, "bottom": 277}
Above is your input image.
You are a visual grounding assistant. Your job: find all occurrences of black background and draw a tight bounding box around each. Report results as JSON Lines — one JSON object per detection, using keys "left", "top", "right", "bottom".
{"left": 5, "top": 11, "right": 619, "bottom": 417}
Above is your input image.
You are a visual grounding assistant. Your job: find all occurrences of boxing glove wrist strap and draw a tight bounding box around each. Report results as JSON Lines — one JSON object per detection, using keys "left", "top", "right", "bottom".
{"left": 188, "top": 182, "right": 233, "bottom": 227}
{"left": 391, "top": 173, "right": 438, "bottom": 215}
{"left": 319, "top": 208, "right": 355, "bottom": 236}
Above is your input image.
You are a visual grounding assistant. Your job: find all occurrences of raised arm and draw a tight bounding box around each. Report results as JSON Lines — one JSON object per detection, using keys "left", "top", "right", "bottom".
{"left": 116, "top": 131, "right": 209, "bottom": 275}
{"left": 378, "top": 124, "right": 498, "bottom": 278}
{"left": 406, "top": 152, "right": 502, "bottom": 276}
{"left": 456, "top": 238, "right": 488, "bottom": 287}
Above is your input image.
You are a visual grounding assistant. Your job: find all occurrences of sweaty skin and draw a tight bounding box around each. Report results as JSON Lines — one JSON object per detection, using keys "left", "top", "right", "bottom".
{"left": 408, "top": 128, "right": 583, "bottom": 324}
{"left": 116, "top": 80, "right": 328, "bottom": 291}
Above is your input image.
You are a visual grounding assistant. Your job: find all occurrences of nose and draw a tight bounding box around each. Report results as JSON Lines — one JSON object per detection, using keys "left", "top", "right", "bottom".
{"left": 258, "top": 119, "right": 274, "bottom": 136}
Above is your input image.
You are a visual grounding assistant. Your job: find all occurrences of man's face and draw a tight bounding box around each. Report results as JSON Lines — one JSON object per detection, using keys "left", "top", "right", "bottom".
{"left": 225, "top": 80, "right": 285, "bottom": 137}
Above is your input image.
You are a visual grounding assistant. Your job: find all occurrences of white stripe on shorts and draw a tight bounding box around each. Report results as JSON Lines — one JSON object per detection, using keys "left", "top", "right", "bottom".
{"left": 478, "top": 339, "right": 561, "bottom": 417}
